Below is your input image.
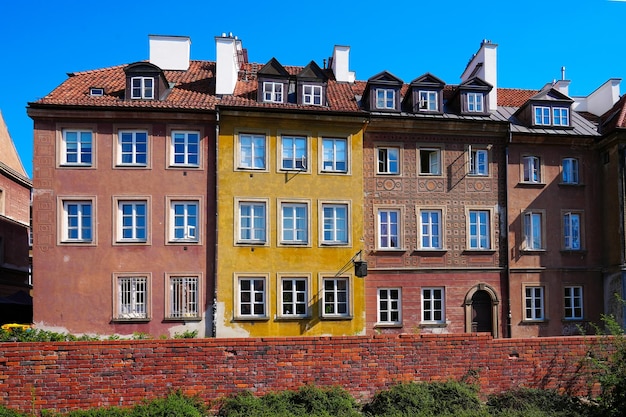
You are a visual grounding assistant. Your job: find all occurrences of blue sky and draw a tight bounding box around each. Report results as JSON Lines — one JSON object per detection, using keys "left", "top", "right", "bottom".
{"left": 1, "top": 0, "right": 624, "bottom": 178}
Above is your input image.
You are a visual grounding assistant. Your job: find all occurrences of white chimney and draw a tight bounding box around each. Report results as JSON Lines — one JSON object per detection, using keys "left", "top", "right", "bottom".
{"left": 461, "top": 40, "right": 498, "bottom": 111}
{"left": 553, "top": 79, "right": 571, "bottom": 96}
{"left": 331, "top": 45, "right": 355, "bottom": 83}
{"left": 149, "top": 35, "right": 191, "bottom": 71}
{"left": 215, "top": 33, "right": 243, "bottom": 96}
{"left": 572, "top": 78, "right": 622, "bottom": 116}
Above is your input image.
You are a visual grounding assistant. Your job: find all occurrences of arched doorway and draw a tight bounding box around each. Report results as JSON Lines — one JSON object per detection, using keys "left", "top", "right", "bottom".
{"left": 464, "top": 284, "right": 499, "bottom": 337}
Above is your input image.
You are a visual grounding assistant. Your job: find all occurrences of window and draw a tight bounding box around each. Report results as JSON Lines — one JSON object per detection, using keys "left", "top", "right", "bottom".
{"left": 280, "top": 277, "right": 308, "bottom": 317}
{"left": 322, "top": 277, "right": 349, "bottom": 317}
{"left": 469, "top": 148, "right": 488, "bottom": 176}
{"left": 238, "top": 134, "right": 266, "bottom": 170}
{"left": 321, "top": 203, "right": 348, "bottom": 245}
{"left": 238, "top": 277, "right": 267, "bottom": 318}
{"left": 553, "top": 107, "right": 569, "bottom": 126}
{"left": 118, "top": 201, "right": 147, "bottom": 242}
{"left": 131, "top": 77, "right": 154, "bottom": 99}
{"left": 62, "top": 130, "right": 92, "bottom": 166}
{"left": 563, "top": 212, "right": 581, "bottom": 250}
{"left": 168, "top": 276, "right": 199, "bottom": 319}
{"left": 90, "top": 88, "right": 104, "bottom": 97}
{"left": 420, "top": 209, "right": 442, "bottom": 249}
{"left": 564, "top": 286, "right": 583, "bottom": 320}
{"left": 534, "top": 106, "right": 551, "bottom": 125}
{"left": 562, "top": 158, "right": 579, "bottom": 184}
{"left": 116, "top": 276, "right": 148, "bottom": 320}
{"left": 263, "top": 81, "right": 283, "bottom": 103}
{"left": 422, "top": 287, "right": 444, "bottom": 323}
{"left": 281, "top": 203, "right": 308, "bottom": 244}
{"left": 62, "top": 201, "right": 92, "bottom": 242}
{"left": 468, "top": 210, "right": 490, "bottom": 249}
{"left": 118, "top": 131, "right": 147, "bottom": 166}
{"left": 169, "top": 201, "right": 198, "bottom": 242}
{"left": 522, "top": 156, "right": 541, "bottom": 183}
{"left": 303, "top": 85, "right": 322, "bottom": 105}
{"left": 376, "top": 88, "right": 395, "bottom": 109}
{"left": 322, "top": 138, "right": 347, "bottom": 172}
{"left": 378, "top": 288, "right": 401, "bottom": 325}
{"left": 467, "top": 93, "right": 483, "bottom": 112}
{"left": 377, "top": 147, "right": 400, "bottom": 174}
{"left": 377, "top": 209, "right": 401, "bottom": 249}
{"left": 281, "top": 136, "right": 307, "bottom": 170}
{"left": 171, "top": 131, "right": 199, "bottom": 167}
{"left": 239, "top": 201, "right": 267, "bottom": 244}
{"left": 419, "top": 91, "right": 438, "bottom": 111}
{"left": 523, "top": 211, "right": 543, "bottom": 250}
{"left": 419, "top": 148, "right": 441, "bottom": 175}
{"left": 524, "top": 286, "right": 545, "bottom": 321}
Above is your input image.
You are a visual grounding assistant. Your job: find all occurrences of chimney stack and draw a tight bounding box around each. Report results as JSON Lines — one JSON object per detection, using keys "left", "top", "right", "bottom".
{"left": 215, "top": 33, "right": 244, "bottom": 96}
{"left": 149, "top": 35, "right": 191, "bottom": 71}
{"left": 461, "top": 40, "right": 498, "bottom": 111}
{"left": 331, "top": 45, "right": 355, "bottom": 83}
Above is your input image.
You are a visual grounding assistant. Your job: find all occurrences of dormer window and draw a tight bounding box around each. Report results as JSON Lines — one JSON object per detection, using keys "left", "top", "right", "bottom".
{"left": 131, "top": 77, "right": 154, "bottom": 99}
{"left": 376, "top": 89, "right": 396, "bottom": 110}
{"left": 363, "top": 71, "right": 403, "bottom": 113}
{"left": 419, "top": 91, "right": 438, "bottom": 111}
{"left": 553, "top": 107, "right": 569, "bottom": 126}
{"left": 89, "top": 88, "right": 104, "bottom": 97}
{"left": 533, "top": 105, "right": 570, "bottom": 127}
{"left": 303, "top": 85, "right": 322, "bottom": 105}
{"left": 467, "top": 92, "right": 484, "bottom": 113}
{"left": 263, "top": 81, "right": 283, "bottom": 103}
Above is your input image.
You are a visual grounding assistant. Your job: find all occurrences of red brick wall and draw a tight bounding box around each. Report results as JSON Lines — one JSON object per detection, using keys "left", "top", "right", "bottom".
{"left": 0, "top": 334, "right": 604, "bottom": 414}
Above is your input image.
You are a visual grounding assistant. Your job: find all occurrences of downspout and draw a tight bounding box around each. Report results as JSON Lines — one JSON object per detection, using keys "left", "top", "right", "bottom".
{"left": 505, "top": 124, "right": 512, "bottom": 338}
{"left": 212, "top": 109, "right": 220, "bottom": 338}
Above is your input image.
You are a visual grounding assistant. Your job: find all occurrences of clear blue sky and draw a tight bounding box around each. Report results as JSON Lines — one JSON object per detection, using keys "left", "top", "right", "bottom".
{"left": 1, "top": 0, "right": 624, "bottom": 178}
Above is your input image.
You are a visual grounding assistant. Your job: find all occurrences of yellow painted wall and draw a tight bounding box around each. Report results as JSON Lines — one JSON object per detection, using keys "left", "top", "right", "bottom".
{"left": 215, "top": 111, "right": 366, "bottom": 337}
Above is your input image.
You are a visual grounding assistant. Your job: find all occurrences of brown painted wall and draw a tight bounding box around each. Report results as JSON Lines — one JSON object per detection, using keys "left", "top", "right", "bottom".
{"left": 0, "top": 334, "right": 603, "bottom": 414}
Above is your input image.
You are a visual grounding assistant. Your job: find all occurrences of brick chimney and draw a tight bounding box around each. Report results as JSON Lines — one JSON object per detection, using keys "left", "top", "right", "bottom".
{"left": 215, "top": 33, "right": 244, "bottom": 96}
{"left": 149, "top": 35, "right": 191, "bottom": 71}
{"left": 461, "top": 40, "right": 497, "bottom": 111}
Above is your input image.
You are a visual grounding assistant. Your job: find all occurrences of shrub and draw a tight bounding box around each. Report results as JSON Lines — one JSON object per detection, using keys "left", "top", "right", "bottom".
{"left": 486, "top": 388, "right": 590, "bottom": 416}
{"left": 0, "top": 405, "right": 27, "bottom": 417}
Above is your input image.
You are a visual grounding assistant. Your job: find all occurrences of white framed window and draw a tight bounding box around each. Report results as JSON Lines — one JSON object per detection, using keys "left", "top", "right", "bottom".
{"left": 534, "top": 106, "right": 551, "bottom": 125}
{"left": 118, "top": 200, "right": 147, "bottom": 242}
{"left": 263, "top": 81, "right": 283, "bottom": 103}
{"left": 563, "top": 211, "right": 582, "bottom": 250}
{"left": 322, "top": 277, "right": 350, "bottom": 317}
{"left": 376, "top": 88, "right": 395, "bottom": 109}
{"left": 553, "top": 107, "right": 569, "bottom": 126}
{"left": 62, "top": 129, "right": 92, "bottom": 166}
{"left": 562, "top": 158, "right": 579, "bottom": 184}
{"left": 169, "top": 200, "right": 199, "bottom": 243}
{"left": 280, "top": 276, "right": 309, "bottom": 317}
{"left": 322, "top": 138, "right": 347, "bottom": 172}
{"left": 523, "top": 211, "right": 544, "bottom": 250}
{"left": 115, "top": 275, "right": 149, "bottom": 320}
{"left": 522, "top": 156, "right": 541, "bottom": 183}
{"left": 237, "top": 276, "right": 267, "bottom": 319}
{"left": 238, "top": 133, "right": 266, "bottom": 170}
{"left": 467, "top": 93, "right": 483, "bottom": 112}
{"left": 281, "top": 136, "right": 307, "bottom": 171}
{"left": 131, "top": 77, "right": 154, "bottom": 99}
{"left": 469, "top": 148, "right": 488, "bottom": 176}
{"left": 303, "top": 85, "right": 322, "bottom": 105}
{"left": 419, "top": 148, "right": 441, "bottom": 175}
{"left": 524, "top": 286, "right": 545, "bottom": 321}
{"left": 419, "top": 209, "right": 442, "bottom": 249}
{"left": 167, "top": 275, "right": 200, "bottom": 319}
{"left": 564, "top": 286, "right": 583, "bottom": 320}
{"left": 321, "top": 203, "right": 349, "bottom": 245}
{"left": 419, "top": 91, "right": 438, "bottom": 111}
{"left": 377, "top": 146, "right": 400, "bottom": 174}
{"left": 280, "top": 202, "right": 308, "bottom": 245}
{"left": 422, "top": 287, "right": 445, "bottom": 323}
{"left": 62, "top": 200, "right": 93, "bottom": 242}
{"left": 118, "top": 130, "right": 147, "bottom": 166}
{"left": 377, "top": 288, "right": 401, "bottom": 325}
{"left": 171, "top": 131, "right": 200, "bottom": 167}
{"left": 238, "top": 200, "right": 267, "bottom": 244}
{"left": 468, "top": 209, "right": 491, "bottom": 250}
{"left": 377, "top": 209, "right": 401, "bottom": 250}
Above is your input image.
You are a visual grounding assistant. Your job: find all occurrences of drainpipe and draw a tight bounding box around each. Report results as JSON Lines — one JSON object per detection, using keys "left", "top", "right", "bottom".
{"left": 505, "top": 125, "right": 512, "bottom": 338}
{"left": 212, "top": 110, "right": 220, "bottom": 338}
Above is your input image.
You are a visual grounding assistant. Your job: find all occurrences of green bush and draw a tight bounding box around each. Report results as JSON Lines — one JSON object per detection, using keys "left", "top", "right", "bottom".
{"left": 0, "top": 405, "right": 27, "bottom": 417}
{"left": 486, "top": 388, "right": 590, "bottom": 417}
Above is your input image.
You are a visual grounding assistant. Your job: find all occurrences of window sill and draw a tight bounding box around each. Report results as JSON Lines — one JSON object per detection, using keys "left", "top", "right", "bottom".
{"left": 373, "top": 248, "right": 407, "bottom": 253}
{"left": 462, "top": 249, "right": 496, "bottom": 254}
{"left": 167, "top": 240, "right": 201, "bottom": 246}
{"left": 275, "top": 315, "right": 311, "bottom": 321}
{"left": 59, "top": 164, "right": 94, "bottom": 169}
{"left": 418, "top": 173, "right": 443, "bottom": 177}
{"left": 520, "top": 249, "right": 546, "bottom": 254}
{"left": 320, "top": 170, "right": 349, "bottom": 175}
{"left": 516, "top": 182, "right": 546, "bottom": 188}
{"left": 467, "top": 173, "right": 489, "bottom": 177}
{"left": 321, "top": 315, "right": 353, "bottom": 321}
{"left": 279, "top": 242, "right": 310, "bottom": 247}
{"left": 558, "top": 182, "right": 585, "bottom": 187}
{"left": 320, "top": 242, "right": 350, "bottom": 247}
{"left": 233, "top": 316, "right": 270, "bottom": 322}
{"left": 112, "top": 318, "right": 151, "bottom": 323}
{"left": 114, "top": 165, "right": 150, "bottom": 169}
{"left": 419, "top": 322, "right": 447, "bottom": 328}
{"left": 164, "top": 316, "right": 202, "bottom": 322}
{"left": 412, "top": 249, "right": 447, "bottom": 254}
{"left": 115, "top": 240, "right": 150, "bottom": 246}
{"left": 374, "top": 323, "right": 403, "bottom": 328}
{"left": 168, "top": 165, "right": 201, "bottom": 170}
{"left": 560, "top": 249, "right": 587, "bottom": 255}
{"left": 375, "top": 173, "right": 401, "bottom": 176}
{"left": 60, "top": 240, "right": 96, "bottom": 246}
{"left": 520, "top": 319, "right": 548, "bottom": 325}
{"left": 279, "top": 168, "right": 310, "bottom": 174}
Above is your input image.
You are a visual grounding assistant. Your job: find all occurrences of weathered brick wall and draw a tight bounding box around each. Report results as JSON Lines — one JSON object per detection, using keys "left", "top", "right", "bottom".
{"left": 0, "top": 334, "right": 604, "bottom": 414}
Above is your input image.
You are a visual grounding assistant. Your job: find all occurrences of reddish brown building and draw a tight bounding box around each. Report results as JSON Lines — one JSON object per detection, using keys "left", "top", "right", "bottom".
{"left": 28, "top": 36, "right": 216, "bottom": 337}
{"left": 0, "top": 110, "right": 32, "bottom": 323}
